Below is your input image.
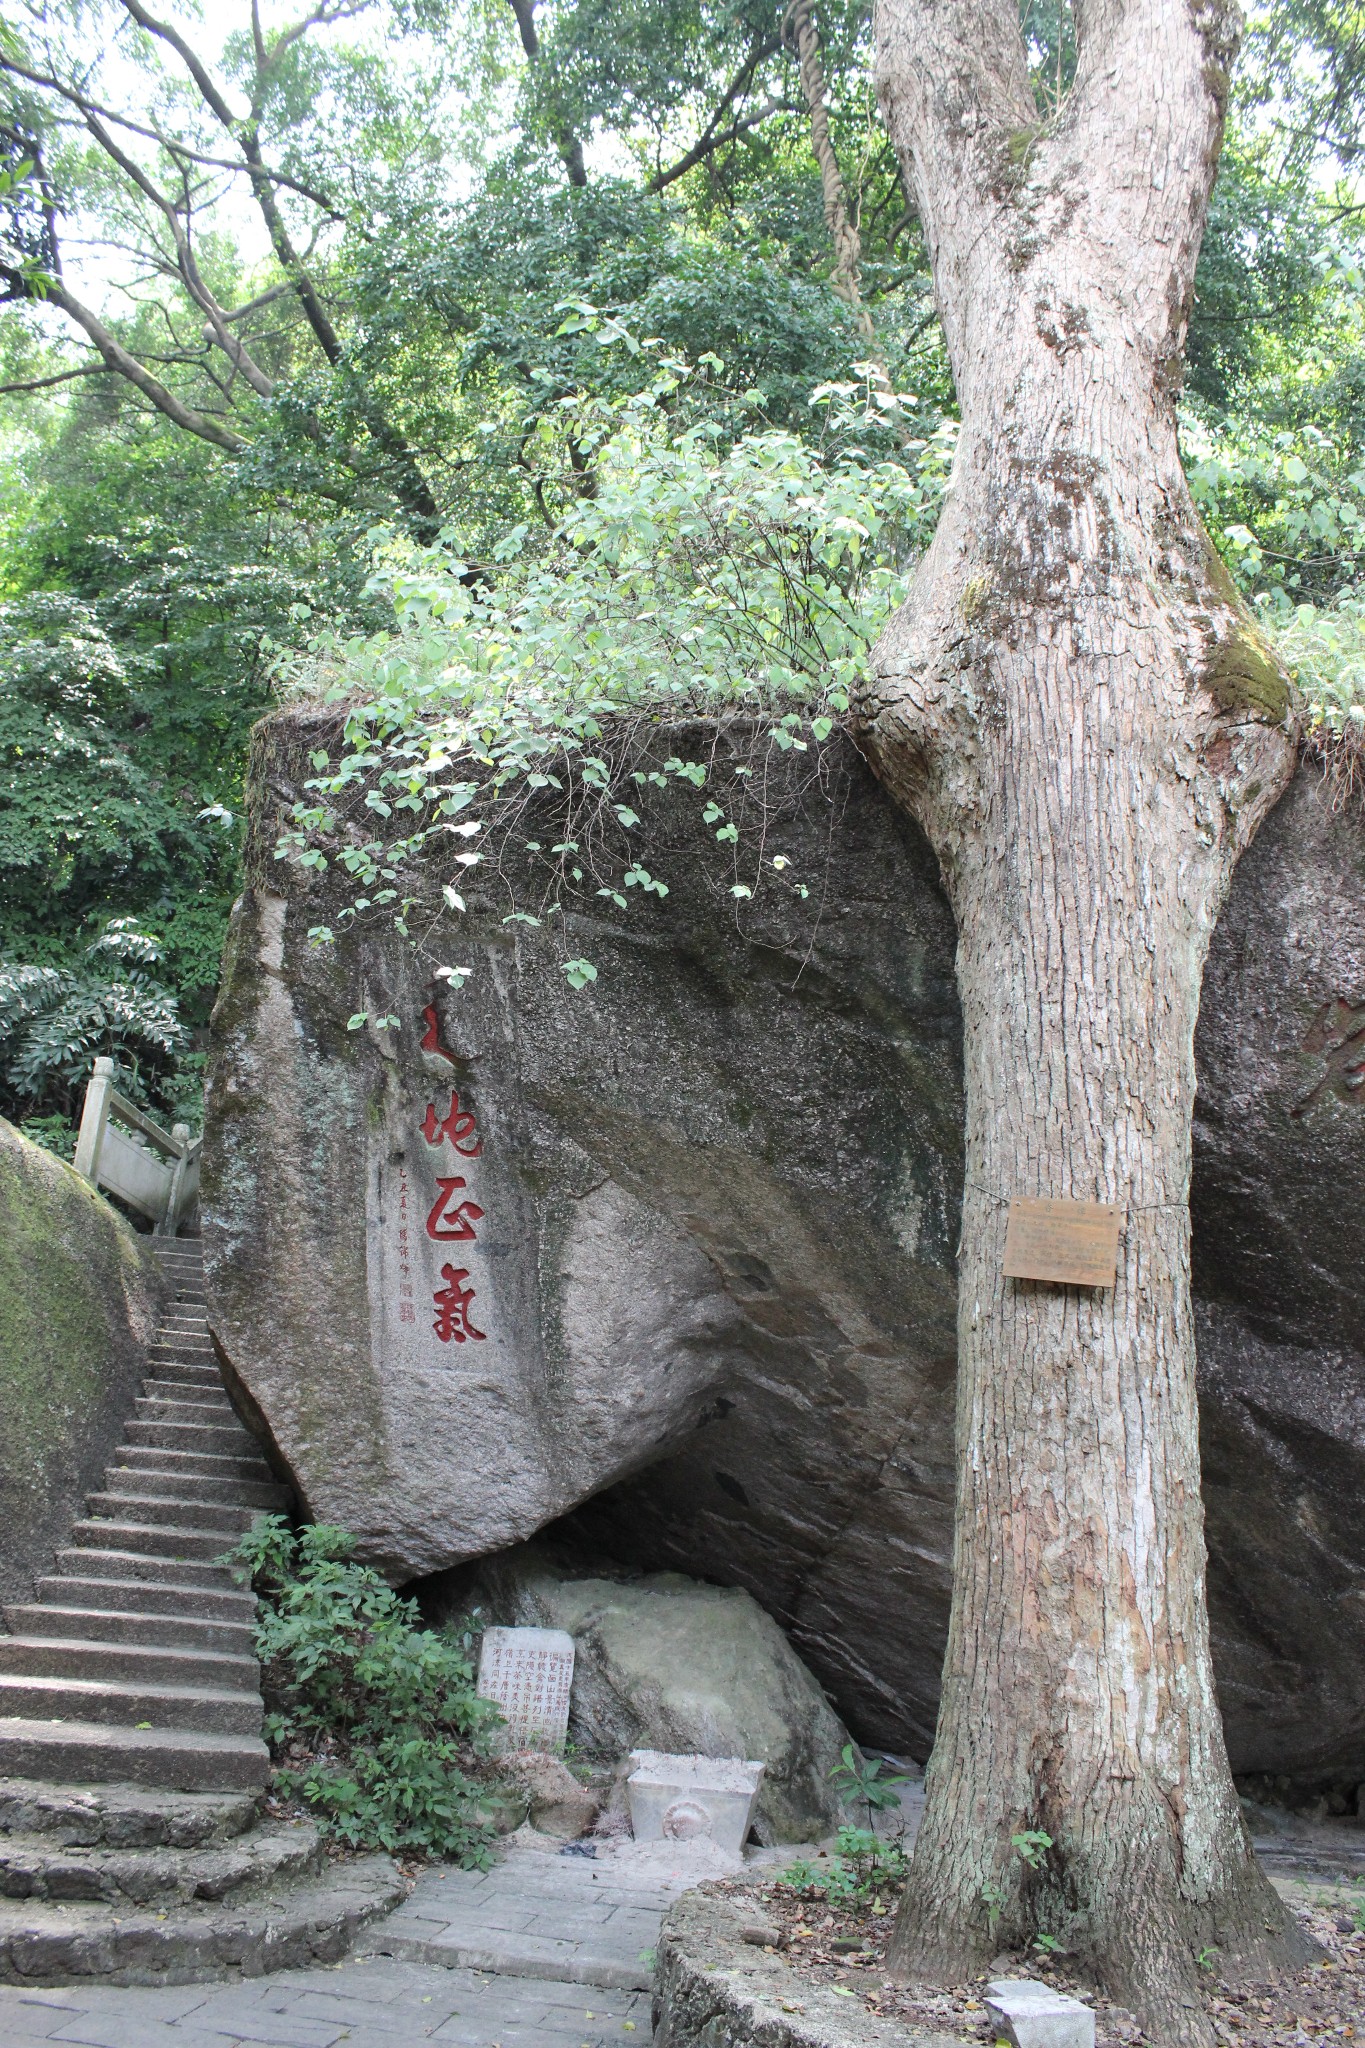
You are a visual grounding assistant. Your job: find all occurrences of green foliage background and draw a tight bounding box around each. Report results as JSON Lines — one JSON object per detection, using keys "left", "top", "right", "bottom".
{"left": 1, "top": 0, "right": 1363, "bottom": 1131}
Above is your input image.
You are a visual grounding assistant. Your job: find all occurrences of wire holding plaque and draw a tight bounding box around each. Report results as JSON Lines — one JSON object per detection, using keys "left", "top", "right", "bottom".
{"left": 1002, "top": 1197, "right": 1122, "bottom": 1288}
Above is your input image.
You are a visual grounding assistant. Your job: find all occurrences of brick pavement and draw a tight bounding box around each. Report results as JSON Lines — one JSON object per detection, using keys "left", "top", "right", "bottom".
{"left": 0, "top": 1840, "right": 711, "bottom": 2047}
{"left": 0, "top": 1954, "right": 648, "bottom": 2047}
{"left": 364, "top": 1841, "right": 704, "bottom": 1989}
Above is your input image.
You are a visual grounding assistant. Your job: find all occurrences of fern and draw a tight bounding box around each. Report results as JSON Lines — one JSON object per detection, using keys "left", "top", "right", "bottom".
{"left": 0, "top": 916, "right": 187, "bottom": 1124}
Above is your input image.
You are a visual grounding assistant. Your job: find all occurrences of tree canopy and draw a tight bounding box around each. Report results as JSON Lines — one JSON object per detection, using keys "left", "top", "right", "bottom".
{"left": 1, "top": 0, "right": 1362, "bottom": 1135}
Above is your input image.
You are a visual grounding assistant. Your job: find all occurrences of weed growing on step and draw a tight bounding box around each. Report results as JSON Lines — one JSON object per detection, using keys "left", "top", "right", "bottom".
{"left": 226, "top": 1516, "right": 506, "bottom": 1862}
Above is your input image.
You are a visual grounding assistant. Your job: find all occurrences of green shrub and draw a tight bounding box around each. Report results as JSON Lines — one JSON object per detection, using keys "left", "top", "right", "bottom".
{"left": 0, "top": 918, "right": 186, "bottom": 1126}
{"left": 777, "top": 1825, "right": 909, "bottom": 1908}
{"left": 225, "top": 1516, "right": 504, "bottom": 1861}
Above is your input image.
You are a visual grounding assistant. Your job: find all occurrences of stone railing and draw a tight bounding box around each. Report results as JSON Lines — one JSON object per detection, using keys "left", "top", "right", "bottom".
{"left": 73, "top": 1056, "right": 201, "bottom": 1236}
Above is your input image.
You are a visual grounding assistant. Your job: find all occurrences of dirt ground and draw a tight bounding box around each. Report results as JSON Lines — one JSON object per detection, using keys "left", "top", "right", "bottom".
{"left": 709, "top": 1870, "right": 1365, "bottom": 2045}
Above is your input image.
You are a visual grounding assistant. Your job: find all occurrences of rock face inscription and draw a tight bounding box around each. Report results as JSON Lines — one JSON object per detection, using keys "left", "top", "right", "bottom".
{"left": 204, "top": 715, "right": 1365, "bottom": 1781}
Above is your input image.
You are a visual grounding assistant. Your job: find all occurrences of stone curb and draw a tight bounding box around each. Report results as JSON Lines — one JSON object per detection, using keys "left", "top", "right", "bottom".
{"left": 651, "top": 1889, "right": 973, "bottom": 2048}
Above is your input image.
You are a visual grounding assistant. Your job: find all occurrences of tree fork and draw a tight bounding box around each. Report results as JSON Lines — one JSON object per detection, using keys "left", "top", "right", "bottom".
{"left": 860, "top": 0, "right": 1317, "bottom": 2038}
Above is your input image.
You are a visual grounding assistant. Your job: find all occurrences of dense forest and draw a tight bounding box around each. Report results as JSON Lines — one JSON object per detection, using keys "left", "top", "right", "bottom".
{"left": 1, "top": 0, "right": 1362, "bottom": 1146}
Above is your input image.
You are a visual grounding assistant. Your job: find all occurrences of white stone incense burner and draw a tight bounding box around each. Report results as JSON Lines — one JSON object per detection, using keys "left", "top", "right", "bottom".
{"left": 625, "top": 1750, "right": 765, "bottom": 1857}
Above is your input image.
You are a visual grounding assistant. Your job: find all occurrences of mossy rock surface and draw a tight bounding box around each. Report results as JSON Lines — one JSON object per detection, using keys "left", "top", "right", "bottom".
{"left": 0, "top": 1119, "right": 161, "bottom": 1607}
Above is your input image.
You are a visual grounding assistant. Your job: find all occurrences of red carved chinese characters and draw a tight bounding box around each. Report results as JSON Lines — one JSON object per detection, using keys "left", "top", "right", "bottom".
{"left": 420, "top": 1090, "right": 482, "bottom": 1156}
{"left": 413, "top": 1005, "right": 490, "bottom": 1339}
{"left": 420, "top": 1002, "right": 458, "bottom": 1064}
{"left": 425, "top": 1176, "right": 485, "bottom": 1242}
{"left": 432, "top": 1263, "right": 485, "bottom": 1343}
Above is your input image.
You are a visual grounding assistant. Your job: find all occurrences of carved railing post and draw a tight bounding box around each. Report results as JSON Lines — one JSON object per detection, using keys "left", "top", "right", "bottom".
{"left": 159, "top": 1123, "right": 192, "bottom": 1237}
{"left": 73, "top": 1056, "right": 116, "bottom": 1183}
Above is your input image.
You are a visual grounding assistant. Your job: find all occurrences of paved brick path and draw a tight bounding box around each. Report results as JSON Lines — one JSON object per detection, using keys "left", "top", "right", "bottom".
{"left": 366, "top": 1843, "right": 701, "bottom": 1989}
{"left": 0, "top": 1954, "right": 648, "bottom": 2047}
{"left": 0, "top": 1841, "right": 715, "bottom": 2046}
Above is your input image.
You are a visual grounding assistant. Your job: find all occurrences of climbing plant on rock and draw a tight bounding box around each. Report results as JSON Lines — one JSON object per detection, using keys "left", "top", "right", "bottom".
{"left": 276, "top": 339, "right": 954, "bottom": 988}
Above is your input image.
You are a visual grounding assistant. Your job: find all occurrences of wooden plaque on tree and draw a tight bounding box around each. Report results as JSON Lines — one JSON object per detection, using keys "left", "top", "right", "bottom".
{"left": 1003, "top": 1198, "right": 1122, "bottom": 1288}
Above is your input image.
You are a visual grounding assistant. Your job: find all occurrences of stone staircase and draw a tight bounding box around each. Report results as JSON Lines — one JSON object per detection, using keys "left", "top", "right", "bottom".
{"left": 0, "top": 1239, "right": 279, "bottom": 1794}
{"left": 0, "top": 1238, "right": 404, "bottom": 1985}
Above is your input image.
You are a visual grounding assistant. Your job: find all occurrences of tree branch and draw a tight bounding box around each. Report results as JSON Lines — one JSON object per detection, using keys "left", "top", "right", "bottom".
{"left": 787, "top": 2, "right": 870, "bottom": 324}
{"left": 0, "top": 53, "right": 346, "bottom": 217}
{"left": 503, "top": 0, "right": 587, "bottom": 186}
{"left": 80, "top": 109, "right": 275, "bottom": 398}
{"left": 44, "top": 279, "right": 246, "bottom": 451}
{"left": 645, "top": 39, "right": 784, "bottom": 193}
{"left": 8, "top": 2, "right": 439, "bottom": 528}
{"left": 220, "top": 280, "right": 296, "bottom": 323}
{"left": 0, "top": 363, "right": 115, "bottom": 395}
{"left": 119, "top": 0, "right": 347, "bottom": 363}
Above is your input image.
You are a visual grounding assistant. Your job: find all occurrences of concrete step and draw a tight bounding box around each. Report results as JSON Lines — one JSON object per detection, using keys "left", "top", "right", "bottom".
{"left": 0, "top": 1777, "right": 258, "bottom": 1847}
{"left": 134, "top": 1395, "right": 238, "bottom": 1425}
{"left": 0, "top": 1851, "right": 402, "bottom": 1985}
{"left": 124, "top": 1420, "right": 253, "bottom": 1455}
{"left": 84, "top": 1494, "right": 256, "bottom": 1536}
{"left": 68, "top": 1519, "right": 241, "bottom": 1562}
{"left": 135, "top": 1362, "right": 222, "bottom": 1388}
{"left": 37, "top": 1573, "right": 252, "bottom": 1619}
{"left": 51, "top": 1549, "right": 240, "bottom": 1590}
{"left": 0, "top": 1819, "right": 320, "bottom": 1907}
{"left": 3, "top": 1605, "right": 255, "bottom": 1656}
{"left": 112, "top": 1447, "right": 273, "bottom": 1483}
{"left": 136, "top": 1384, "right": 233, "bottom": 1414}
{"left": 100, "top": 1468, "right": 287, "bottom": 1511}
{"left": 0, "top": 1719, "right": 266, "bottom": 1795}
{"left": 0, "top": 1637, "right": 259, "bottom": 1694}
{"left": 0, "top": 1675, "right": 262, "bottom": 1737}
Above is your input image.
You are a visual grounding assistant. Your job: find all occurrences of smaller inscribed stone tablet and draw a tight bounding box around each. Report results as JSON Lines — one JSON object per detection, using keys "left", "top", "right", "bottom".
{"left": 1003, "top": 1197, "right": 1122, "bottom": 1288}
{"left": 476, "top": 1625, "right": 575, "bottom": 1753}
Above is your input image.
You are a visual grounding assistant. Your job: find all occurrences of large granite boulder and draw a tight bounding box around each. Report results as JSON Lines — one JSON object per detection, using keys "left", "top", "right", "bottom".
{"left": 204, "top": 715, "right": 1365, "bottom": 1782}
{"left": 0, "top": 1118, "right": 161, "bottom": 1608}
{"left": 447, "top": 1543, "right": 853, "bottom": 1842}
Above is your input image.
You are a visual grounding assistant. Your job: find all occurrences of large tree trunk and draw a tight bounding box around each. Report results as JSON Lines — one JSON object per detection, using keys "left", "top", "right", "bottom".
{"left": 860, "top": 0, "right": 1316, "bottom": 2039}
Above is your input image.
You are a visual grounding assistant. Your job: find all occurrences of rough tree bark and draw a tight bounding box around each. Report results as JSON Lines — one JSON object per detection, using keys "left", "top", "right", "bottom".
{"left": 858, "top": 0, "right": 1316, "bottom": 2039}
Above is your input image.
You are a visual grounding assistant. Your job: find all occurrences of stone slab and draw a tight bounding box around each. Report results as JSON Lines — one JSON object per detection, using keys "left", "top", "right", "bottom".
{"left": 985, "top": 1976, "right": 1096, "bottom": 2048}
{"left": 476, "top": 1628, "right": 574, "bottom": 1754}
